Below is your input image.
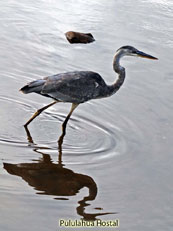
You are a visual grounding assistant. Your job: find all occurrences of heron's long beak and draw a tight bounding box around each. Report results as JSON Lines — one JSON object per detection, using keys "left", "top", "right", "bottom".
{"left": 135, "top": 50, "right": 158, "bottom": 60}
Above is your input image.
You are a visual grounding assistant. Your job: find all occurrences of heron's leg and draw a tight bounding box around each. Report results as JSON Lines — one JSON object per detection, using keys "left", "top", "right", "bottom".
{"left": 57, "top": 103, "right": 79, "bottom": 164}
{"left": 61, "top": 103, "right": 79, "bottom": 135}
{"left": 24, "top": 101, "right": 58, "bottom": 127}
{"left": 24, "top": 125, "right": 34, "bottom": 143}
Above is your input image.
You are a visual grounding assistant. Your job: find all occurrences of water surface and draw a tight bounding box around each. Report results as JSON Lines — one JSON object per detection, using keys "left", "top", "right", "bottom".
{"left": 0, "top": 0, "right": 173, "bottom": 230}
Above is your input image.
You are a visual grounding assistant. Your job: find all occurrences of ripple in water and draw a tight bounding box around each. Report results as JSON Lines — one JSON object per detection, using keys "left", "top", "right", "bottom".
{"left": 0, "top": 95, "right": 143, "bottom": 165}
{"left": 32, "top": 110, "right": 133, "bottom": 165}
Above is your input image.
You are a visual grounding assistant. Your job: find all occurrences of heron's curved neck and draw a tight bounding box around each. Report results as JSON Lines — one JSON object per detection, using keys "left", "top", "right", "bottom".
{"left": 107, "top": 50, "right": 126, "bottom": 96}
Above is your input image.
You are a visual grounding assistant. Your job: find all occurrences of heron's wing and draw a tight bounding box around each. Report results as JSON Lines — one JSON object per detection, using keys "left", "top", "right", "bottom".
{"left": 41, "top": 71, "right": 105, "bottom": 102}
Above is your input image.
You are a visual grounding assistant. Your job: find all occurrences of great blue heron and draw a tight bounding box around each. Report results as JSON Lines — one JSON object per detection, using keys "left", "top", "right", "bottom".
{"left": 20, "top": 46, "right": 157, "bottom": 129}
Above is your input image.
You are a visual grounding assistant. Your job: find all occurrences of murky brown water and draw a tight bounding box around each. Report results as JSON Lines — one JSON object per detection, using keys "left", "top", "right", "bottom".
{"left": 0, "top": 0, "right": 173, "bottom": 230}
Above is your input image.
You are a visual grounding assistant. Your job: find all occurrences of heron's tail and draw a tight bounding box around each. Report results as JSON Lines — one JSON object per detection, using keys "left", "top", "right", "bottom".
{"left": 20, "top": 79, "right": 46, "bottom": 94}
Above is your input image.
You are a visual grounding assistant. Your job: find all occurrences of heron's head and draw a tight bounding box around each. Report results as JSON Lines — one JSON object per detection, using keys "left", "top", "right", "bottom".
{"left": 117, "top": 46, "right": 158, "bottom": 60}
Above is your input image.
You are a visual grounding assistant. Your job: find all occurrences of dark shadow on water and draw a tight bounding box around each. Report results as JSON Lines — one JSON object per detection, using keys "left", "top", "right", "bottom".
{"left": 3, "top": 122, "right": 115, "bottom": 221}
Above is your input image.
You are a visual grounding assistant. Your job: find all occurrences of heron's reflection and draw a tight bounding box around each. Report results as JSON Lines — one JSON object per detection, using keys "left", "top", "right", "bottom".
{"left": 4, "top": 120, "right": 114, "bottom": 220}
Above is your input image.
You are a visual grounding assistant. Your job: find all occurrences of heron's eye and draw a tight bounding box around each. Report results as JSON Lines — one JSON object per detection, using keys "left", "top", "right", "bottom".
{"left": 132, "top": 50, "right": 138, "bottom": 55}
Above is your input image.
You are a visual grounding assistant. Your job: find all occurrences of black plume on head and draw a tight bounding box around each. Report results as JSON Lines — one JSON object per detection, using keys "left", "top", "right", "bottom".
{"left": 117, "top": 45, "right": 136, "bottom": 51}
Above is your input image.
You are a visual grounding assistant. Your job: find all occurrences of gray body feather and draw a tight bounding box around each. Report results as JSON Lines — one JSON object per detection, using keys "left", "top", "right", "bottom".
{"left": 21, "top": 79, "right": 46, "bottom": 94}
{"left": 20, "top": 71, "right": 109, "bottom": 103}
